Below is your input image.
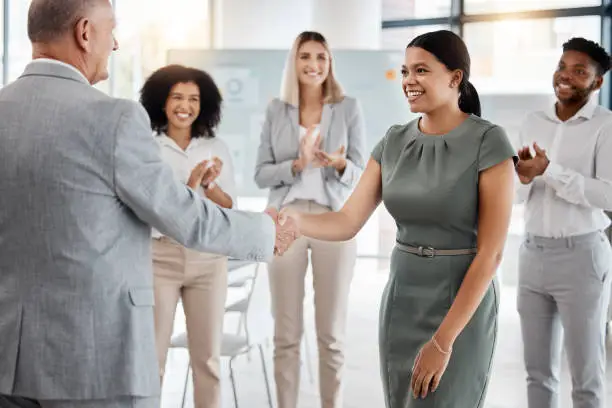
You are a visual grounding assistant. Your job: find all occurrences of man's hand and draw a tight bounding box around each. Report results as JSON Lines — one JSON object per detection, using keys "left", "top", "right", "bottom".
{"left": 264, "top": 207, "right": 300, "bottom": 256}
{"left": 515, "top": 143, "right": 549, "bottom": 184}
{"left": 515, "top": 146, "right": 534, "bottom": 185}
{"left": 517, "top": 146, "right": 533, "bottom": 162}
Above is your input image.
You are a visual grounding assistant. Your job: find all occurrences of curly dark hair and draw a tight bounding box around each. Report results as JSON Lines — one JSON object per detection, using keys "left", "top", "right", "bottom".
{"left": 139, "top": 64, "right": 222, "bottom": 138}
{"left": 562, "top": 37, "right": 611, "bottom": 76}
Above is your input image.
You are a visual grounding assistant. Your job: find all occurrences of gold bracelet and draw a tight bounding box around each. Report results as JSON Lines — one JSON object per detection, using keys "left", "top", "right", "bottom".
{"left": 431, "top": 335, "right": 451, "bottom": 355}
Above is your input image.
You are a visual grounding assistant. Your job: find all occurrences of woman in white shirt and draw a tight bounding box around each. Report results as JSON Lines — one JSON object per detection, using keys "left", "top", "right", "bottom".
{"left": 140, "top": 64, "right": 235, "bottom": 408}
{"left": 254, "top": 31, "right": 366, "bottom": 408}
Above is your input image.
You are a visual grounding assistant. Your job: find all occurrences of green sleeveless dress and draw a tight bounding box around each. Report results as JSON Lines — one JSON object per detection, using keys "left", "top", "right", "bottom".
{"left": 371, "top": 115, "right": 516, "bottom": 407}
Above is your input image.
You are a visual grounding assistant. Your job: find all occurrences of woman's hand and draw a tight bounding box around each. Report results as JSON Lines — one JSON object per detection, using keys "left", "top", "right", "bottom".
{"left": 269, "top": 207, "right": 302, "bottom": 256}
{"left": 410, "top": 337, "right": 452, "bottom": 399}
{"left": 295, "top": 126, "right": 321, "bottom": 172}
{"left": 314, "top": 145, "right": 346, "bottom": 173}
{"left": 201, "top": 157, "right": 223, "bottom": 189}
{"left": 187, "top": 160, "right": 210, "bottom": 189}
{"left": 278, "top": 207, "right": 302, "bottom": 232}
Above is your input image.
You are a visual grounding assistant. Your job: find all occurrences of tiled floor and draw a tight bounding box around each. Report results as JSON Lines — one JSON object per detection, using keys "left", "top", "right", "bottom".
{"left": 161, "top": 236, "right": 612, "bottom": 408}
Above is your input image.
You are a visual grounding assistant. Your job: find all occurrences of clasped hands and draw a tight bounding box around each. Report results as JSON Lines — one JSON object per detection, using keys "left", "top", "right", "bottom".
{"left": 515, "top": 142, "right": 550, "bottom": 184}
{"left": 264, "top": 207, "right": 301, "bottom": 256}
{"left": 187, "top": 157, "right": 222, "bottom": 190}
{"left": 294, "top": 126, "right": 346, "bottom": 173}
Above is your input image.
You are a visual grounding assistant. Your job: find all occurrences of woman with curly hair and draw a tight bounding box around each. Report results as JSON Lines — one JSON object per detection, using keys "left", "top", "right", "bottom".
{"left": 140, "top": 64, "right": 234, "bottom": 408}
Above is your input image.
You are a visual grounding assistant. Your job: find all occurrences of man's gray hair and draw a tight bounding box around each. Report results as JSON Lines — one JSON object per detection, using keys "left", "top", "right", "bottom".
{"left": 28, "top": 0, "right": 104, "bottom": 43}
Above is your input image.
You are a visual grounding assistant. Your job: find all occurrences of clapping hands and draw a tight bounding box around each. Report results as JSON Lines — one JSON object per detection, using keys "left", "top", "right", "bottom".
{"left": 294, "top": 126, "right": 347, "bottom": 173}
{"left": 201, "top": 157, "right": 223, "bottom": 189}
{"left": 187, "top": 157, "right": 223, "bottom": 190}
{"left": 314, "top": 145, "right": 347, "bottom": 172}
{"left": 299, "top": 126, "right": 322, "bottom": 166}
{"left": 264, "top": 207, "right": 301, "bottom": 256}
{"left": 515, "top": 143, "right": 549, "bottom": 184}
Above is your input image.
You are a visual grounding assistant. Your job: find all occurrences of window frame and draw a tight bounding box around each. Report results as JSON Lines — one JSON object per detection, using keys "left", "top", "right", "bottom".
{"left": 382, "top": 0, "right": 612, "bottom": 107}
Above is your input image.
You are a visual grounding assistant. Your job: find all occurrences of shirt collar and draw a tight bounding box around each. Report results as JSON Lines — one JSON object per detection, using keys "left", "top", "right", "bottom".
{"left": 545, "top": 96, "right": 598, "bottom": 122}
{"left": 158, "top": 132, "right": 209, "bottom": 152}
{"left": 158, "top": 133, "right": 184, "bottom": 153}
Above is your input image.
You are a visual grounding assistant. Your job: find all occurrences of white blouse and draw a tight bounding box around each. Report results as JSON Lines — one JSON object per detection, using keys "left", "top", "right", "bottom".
{"left": 152, "top": 132, "right": 236, "bottom": 239}
{"left": 282, "top": 124, "right": 330, "bottom": 208}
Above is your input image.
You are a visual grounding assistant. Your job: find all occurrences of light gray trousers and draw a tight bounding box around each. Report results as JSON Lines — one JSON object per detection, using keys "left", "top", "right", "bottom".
{"left": 517, "top": 230, "right": 612, "bottom": 408}
{"left": 0, "top": 395, "right": 159, "bottom": 408}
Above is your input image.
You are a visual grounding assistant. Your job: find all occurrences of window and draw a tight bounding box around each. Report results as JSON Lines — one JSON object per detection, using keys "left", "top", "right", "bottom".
{"left": 464, "top": 16, "right": 601, "bottom": 94}
{"left": 382, "top": 0, "right": 452, "bottom": 20}
{"left": 465, "top": 0, "right": 601, "bottom": 14}
{"left": 380, "top": 6, "right": 607, "bottom": 261}
{"left": 7, "top": 0, "right": 31, "bottom": 83}
{"left": 113, "top": 0, "right": 211, "bottom": 99}
{"left": 463, "top": 15, "right": 602, "bottom": 243}
{"left": 381, "top": 24, "right": 450, "bottom": 50}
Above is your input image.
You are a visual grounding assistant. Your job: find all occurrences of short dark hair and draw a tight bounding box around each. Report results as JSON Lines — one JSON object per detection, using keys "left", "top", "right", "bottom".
{"left": 562, "top": 37, "right": 611, "bottom": 76}
{"left": 139, "top": 65, "right": 223, "bottom": 138}
{"left": 408, "top": 30, "right": 481, "bottom": 117}
{"left": 28, "top": 0, "right": 102, "bottom": 43}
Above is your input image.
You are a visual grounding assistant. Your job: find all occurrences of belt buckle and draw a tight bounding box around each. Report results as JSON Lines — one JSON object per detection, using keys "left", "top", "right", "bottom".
{"left": 417, "top": 246, "right": 435, "bottom": 258}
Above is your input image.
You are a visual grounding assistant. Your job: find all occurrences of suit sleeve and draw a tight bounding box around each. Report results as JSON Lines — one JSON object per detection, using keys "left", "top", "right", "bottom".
{"left": 112, "top": 100, "right": 275, "bottom": 262}
{"left": 254, "top": 100, "right": 301, "bottom": 189}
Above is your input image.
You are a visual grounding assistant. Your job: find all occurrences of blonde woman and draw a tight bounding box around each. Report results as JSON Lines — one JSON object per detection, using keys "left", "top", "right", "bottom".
{"left": 254, "top": 31, "right": 366, "bottom": 408}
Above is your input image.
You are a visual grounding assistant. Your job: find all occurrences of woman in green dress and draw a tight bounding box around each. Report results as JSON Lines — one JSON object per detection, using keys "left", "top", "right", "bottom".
{"left": 277, "top": 30, "right": 517, "bottom": 407}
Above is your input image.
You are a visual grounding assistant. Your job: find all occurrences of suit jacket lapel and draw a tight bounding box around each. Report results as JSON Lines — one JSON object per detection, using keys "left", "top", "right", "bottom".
{"left": 287, "top": 103, "right": 333, "bottom": 155}
{"left": 288, "top": 104, "right": 300, "bottom": 133}
{"left": 320, "top": 104, "right": 334, "bottom": 152}
{"left": 287, "top": 104, "right": 300, "bottom": 153}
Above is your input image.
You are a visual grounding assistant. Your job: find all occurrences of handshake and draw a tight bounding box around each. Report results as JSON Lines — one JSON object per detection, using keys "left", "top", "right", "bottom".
{"left": 264, "top": 207, "right": 301, "bottom": 256}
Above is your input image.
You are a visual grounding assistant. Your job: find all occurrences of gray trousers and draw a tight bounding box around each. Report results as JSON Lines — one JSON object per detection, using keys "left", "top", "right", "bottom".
{"left": 0, "top": 395, "right": 159, "bottom": 408}
{"left": 517, "top": 231, "right": 612, "bottom": 408}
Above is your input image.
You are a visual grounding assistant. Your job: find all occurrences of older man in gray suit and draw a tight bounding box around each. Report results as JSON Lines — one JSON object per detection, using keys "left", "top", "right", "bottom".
{"left": 0, "top": 1, "right": 296, "bottom": 407}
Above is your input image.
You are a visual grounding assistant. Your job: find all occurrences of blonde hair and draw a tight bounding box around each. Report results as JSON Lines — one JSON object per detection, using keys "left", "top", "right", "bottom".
{"left": 279, "top": 31, "right": 345, "bottom": 106}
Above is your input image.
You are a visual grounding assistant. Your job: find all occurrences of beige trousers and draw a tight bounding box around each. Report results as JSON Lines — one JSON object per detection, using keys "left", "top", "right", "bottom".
{"left": 269, "top": 200, "right": 357, "bottom": 408}
{"left": 152, "top": 237, "right": 227, "bottom": 408}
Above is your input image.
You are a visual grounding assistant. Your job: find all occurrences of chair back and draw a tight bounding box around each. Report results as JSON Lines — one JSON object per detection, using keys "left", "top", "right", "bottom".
{"left": 243, "top": 263, "right": 274, "bottom": 346}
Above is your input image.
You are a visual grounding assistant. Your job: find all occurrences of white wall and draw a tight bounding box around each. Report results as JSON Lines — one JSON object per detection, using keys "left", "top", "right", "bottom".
{"left": 214, "top": 0, "right": 381, "bottom": 50}
{"left": 311, "top": 0, "right": 381, "bottom": 49}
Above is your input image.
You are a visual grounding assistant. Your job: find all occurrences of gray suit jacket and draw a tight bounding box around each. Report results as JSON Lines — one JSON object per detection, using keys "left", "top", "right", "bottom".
{"left": 0, "top": 62, "right": 275, "bottom": 400}
{"left": 254, "top": 97, "right": 366, "bottom": 211}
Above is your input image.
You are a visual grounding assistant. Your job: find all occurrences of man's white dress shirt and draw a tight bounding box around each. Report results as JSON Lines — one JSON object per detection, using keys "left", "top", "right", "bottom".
{"left": 516, "top": 98, "right": 612, "bottom": 238}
